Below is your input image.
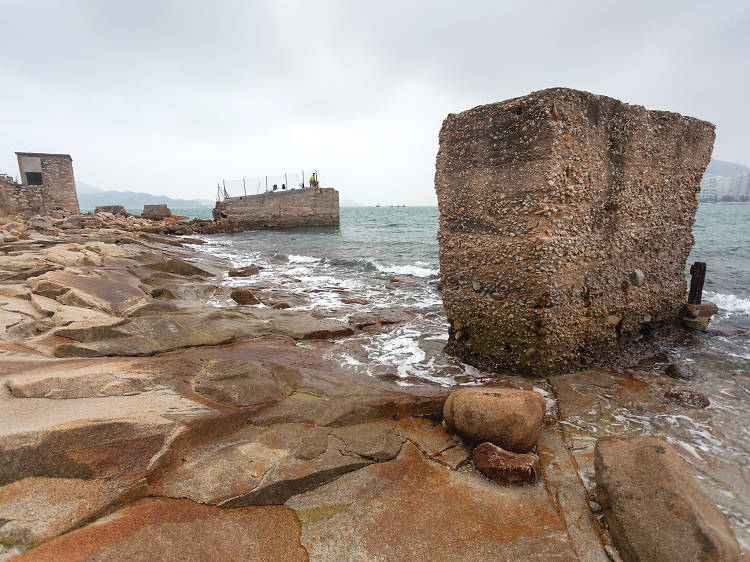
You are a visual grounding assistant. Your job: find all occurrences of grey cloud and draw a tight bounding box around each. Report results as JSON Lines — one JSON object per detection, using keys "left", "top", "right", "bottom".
{"left": 1, "top": 0, "right": 747, "bottom": 206}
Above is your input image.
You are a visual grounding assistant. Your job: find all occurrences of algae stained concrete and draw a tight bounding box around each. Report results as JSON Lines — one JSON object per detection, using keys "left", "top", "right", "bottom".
{"left": 435, "top": 87, "right": 715, "bottom": 375}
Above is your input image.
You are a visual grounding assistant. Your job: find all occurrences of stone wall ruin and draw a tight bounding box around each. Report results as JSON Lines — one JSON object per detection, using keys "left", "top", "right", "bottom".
{"left": 142, "top": 204, "right": 172, "bottom": 219}
{"left": 0, "top": 152, "right": 80, "bottom": 216}
{"left": 435, "top": 88, "right": 715, "bottom": 376}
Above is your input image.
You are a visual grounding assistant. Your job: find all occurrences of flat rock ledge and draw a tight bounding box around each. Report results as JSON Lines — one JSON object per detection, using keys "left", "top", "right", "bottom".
{"left": 0, "top": 217, "right": 744, "bottom": 560}
{"left": 595, "top": 436, "right": 740, "bottom": 562}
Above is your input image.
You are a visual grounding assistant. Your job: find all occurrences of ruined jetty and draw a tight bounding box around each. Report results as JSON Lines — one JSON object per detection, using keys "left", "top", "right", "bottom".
{"left": 435, "top": 87, "right": 715, "bottom": 376}
{"left": 142, "top": 204, "right": 172, "bottom": 219}
{"left": 213, "top": 187, "right": 339, "bottom": 228}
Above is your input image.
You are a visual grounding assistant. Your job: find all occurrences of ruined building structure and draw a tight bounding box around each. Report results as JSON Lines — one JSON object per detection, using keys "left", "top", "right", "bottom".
{"left": 435, "top": 88, "right": 715, "bottom": 376}
{"left": 213, "top": 187, "right": 339, "bottom": 228}
{"left": 0, "top": 152, "right": 80, "bottom": 216}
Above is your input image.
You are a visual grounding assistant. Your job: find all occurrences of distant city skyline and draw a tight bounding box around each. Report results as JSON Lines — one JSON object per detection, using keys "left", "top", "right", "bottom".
{"left": 1, "top": 0, "right": 749, "bottom": 206}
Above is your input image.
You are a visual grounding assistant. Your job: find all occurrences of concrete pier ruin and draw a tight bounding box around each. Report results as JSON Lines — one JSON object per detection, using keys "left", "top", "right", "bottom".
{"left": 213, "top": 187, "right": 339, "bottom": 228}
{"left": 435, "top": 88, "right": 715, "bottom": 376}
{"left": 142, "top": 204, "right": 171, "bottom": 219}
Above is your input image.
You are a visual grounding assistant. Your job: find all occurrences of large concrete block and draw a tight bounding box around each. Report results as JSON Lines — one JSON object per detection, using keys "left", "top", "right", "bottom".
{"left": 435, "top": 88, "right": 715, "bottom": 375}
{"left": 142, "top": 204, "right": 172, "bottom": 219}
{"left": 213, "top": 187, "right": 339, "bottom": 228}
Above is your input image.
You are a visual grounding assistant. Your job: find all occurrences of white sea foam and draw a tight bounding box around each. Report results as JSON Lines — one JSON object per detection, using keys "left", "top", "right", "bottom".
{"left": 373, "top": 262, "right": 439, "bottom": 277}
{"left": 288, "top": 254, "right": 320, "bottom": 264}
{"left": 286, "top": 266, "right": 313, "bottom": 276}
{"left": 705, "top": 291, "right": 750, "bottom": 315}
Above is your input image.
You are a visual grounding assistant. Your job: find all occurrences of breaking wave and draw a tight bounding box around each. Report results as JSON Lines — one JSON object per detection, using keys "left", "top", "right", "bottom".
{"left": 705, "top": 291, "right": 750, "bottom": 315}
{"left": 373, "top": 262, "right": 439, "bottom": 277}
{"left": 287, "top": 254, "right": 321, "bottom": 264}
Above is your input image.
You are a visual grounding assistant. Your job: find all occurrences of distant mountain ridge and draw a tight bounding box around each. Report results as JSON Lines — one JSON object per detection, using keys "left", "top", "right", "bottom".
{"left": 340, "top": 199, "right": 362, "bottom": 207}
{"left": 76, "top": 181, "right": 212, "bottom": 209}
{"left": 76, "top": 181, "right": 360, "bottom": 209}
{"left": 704, "top": 159, "right": 750, "bottom": 178}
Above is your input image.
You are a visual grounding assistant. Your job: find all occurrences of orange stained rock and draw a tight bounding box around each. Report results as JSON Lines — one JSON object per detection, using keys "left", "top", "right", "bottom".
{"left": 296, "top": 443, "right": 574, "bottom": 560}
{"left": 16, "top": 497, "right": 308, "bottom": 562}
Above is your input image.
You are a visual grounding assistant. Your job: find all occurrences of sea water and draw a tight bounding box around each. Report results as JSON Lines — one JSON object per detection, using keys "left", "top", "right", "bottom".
{"left": 189, "top": 204, "right": 750, "bottom": 383}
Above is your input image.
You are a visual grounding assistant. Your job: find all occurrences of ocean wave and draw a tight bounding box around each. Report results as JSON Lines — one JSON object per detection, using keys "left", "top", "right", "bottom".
{"left": 373, "top": 262, "right": 439, "bottom": 277}
{"left": 322, "top": 257, "right": 378, "bottom": 271}
{"left": 705, "top": 291, "right": 750, "bottom": 315}
{"left": 285, "top": 266, "right": 313, "bottom": 276}
{"left": 287, "top": 254, "right": 320, "bottom": 264}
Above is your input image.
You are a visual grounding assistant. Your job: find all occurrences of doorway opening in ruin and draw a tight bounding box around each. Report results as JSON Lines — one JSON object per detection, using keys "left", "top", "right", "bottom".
{"left": 25, "top": 172, "right": 43, "bottom": 185}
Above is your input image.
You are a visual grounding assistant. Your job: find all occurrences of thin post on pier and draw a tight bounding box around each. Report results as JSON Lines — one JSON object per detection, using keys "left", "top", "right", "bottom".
{"left": 285, "top": 172, "right": 288, "bottom": 189}
{"left": 243, "top": 178, "right": 246, "bottom": 196}
{"left": 265, "top": 176, "right": 268, "bottom": 192}
{"left": 302, "top": 170, "right": 305, "bottom": 188}
{"left": 688, "top": 261, "right": 707, "bottom": 305}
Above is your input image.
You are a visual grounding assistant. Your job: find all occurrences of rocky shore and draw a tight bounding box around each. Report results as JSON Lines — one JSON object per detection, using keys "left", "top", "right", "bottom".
{"left": 0, "top": 212, "right": 745, "bottom": 561}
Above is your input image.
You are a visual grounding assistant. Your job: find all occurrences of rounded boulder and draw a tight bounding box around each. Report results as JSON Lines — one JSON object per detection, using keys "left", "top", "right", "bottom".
{"left": 230, "top": 288, "right": 260, "bottom": 305}
{"left": 443, "top": 387, "right": 545, "bottom": 453}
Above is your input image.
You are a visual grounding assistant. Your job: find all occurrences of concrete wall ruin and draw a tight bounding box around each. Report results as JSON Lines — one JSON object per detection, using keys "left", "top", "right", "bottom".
{"left": 1, "top": 152, "right": 79, "bottom": 216}
{"left": 142, "top": 204, "right": 171, "bottom": 219}
{"left": 435, "top": 88, "right": 715, "bottom": 376}
{"left": 213, "top": 187, "right": 339, "bottom": 228}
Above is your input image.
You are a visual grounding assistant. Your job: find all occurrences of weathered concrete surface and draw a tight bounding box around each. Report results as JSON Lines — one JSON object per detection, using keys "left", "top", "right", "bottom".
{"left": 595, "top": 436, "right": 740, "bottom": 561}
{"left": 14, "top": 498, "right": 307, "bottom": 562}
{"left": 213, "top": 187, "right": 339, "bottom": 228}
{"left": 141, "top": 204, "right": 171, "bottom": 219}
{"left": 2, "top": 152, "right": 79, "bottom": 217}
{"left": 435, "top": 87, "right": 715, "bottom": 375}
{"left": 95, "top": 205, "right": 128, "bottom": 216}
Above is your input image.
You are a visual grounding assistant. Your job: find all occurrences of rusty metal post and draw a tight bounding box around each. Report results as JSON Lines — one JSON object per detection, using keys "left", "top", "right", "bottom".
{"left": 687, "top": 261, "right": 706, "bottom": 305}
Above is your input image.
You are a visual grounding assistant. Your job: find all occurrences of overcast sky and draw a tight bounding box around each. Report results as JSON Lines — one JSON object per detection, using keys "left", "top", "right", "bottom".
{"left": 1, "top": 1, "right": 748, "bottom": 205}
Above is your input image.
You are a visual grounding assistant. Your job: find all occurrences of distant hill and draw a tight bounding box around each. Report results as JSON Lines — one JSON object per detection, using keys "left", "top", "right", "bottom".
{"left": 76, "top": 181, "right": 103, "bottom": 194}
{"left": 704, "top": 159, "right": 750, "bottom": 177}
{"left": 340, "top": 199, "right": 363, "bottom": 207}
{"left": 76, "top": 182, "right": 211, "bottom": 209}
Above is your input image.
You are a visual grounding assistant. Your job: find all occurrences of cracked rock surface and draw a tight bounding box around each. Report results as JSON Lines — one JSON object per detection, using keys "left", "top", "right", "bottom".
{"left": 0, "top": 215, "right": 743, "bottom": 560}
